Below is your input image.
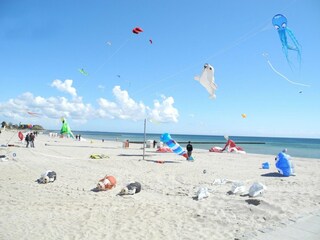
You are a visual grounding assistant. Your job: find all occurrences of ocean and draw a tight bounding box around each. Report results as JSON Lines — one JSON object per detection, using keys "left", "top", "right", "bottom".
{"left": 53, "top": 131, "right": 320, "bottom": 159}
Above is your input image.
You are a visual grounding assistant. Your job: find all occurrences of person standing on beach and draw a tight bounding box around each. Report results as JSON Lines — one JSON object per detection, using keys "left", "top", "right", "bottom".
{"left": 30, "top": 133, "right": 35, "bottom": 148}
{"left": 25, "top": 133, "right": 30, "bottom": 148}
{"left": 186, "top": 141, "right": 193, "bottom": 159}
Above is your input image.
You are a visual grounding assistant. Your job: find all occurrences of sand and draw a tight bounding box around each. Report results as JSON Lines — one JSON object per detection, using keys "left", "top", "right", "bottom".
{"left": 0, "top": 130, "right": 319, "bottom": 240}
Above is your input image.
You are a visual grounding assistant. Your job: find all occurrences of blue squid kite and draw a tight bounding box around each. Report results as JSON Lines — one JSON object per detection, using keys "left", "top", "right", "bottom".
{"left": 272, "top": 14, "right": 301, "bottom": 66}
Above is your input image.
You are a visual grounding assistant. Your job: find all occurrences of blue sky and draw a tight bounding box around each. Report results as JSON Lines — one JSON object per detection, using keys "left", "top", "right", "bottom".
{"left": 0, "top": 0, "right": 319, "bottom": 138}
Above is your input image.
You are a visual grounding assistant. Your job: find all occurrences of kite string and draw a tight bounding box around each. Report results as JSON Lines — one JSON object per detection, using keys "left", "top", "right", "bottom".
{"left": 263, "top": 53, "right": 310, "bottom": 87}
{"left": 203, "top": 20, "right": 272, "bottom": 63}
{"left": 76, "top": 37, "right": 131, "bottom": 91}
{"left": 92, "top": 38, "right": 131, "bottom": 75}
{"left": 133, "top": 2, "right": 301, "bottom": 95}
{"left": 133, "top": 19, "right": 272, "bottom": 95}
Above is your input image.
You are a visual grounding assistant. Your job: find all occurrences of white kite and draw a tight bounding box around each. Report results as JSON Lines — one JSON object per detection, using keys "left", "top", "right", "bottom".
{"left": 194, "top": 63, "right": 217, "bottom": 99}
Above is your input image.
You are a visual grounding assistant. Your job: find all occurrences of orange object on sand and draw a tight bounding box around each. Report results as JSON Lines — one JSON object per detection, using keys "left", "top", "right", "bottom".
{"left": 97, "top": 175, "right": 117, "bottom": 190}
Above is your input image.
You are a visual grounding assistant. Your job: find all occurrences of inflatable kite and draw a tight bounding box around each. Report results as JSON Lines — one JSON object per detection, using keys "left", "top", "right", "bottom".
{"left": 156, "top": 147, "right": 173, "bottom": 153}
{"left": 272, "top": 14, "right": 301, "bottom": 66}
{"left": 79, "top": 68, "right": 88, "bottom": 76}
{"left": 119, "top": 182, "right": 142, "bottom": 195}
{"left": 210, "top": 136, "right": 246, "bottom": 154}
{"left": 132, "top": 27, "right": 143, "bottom": 34}
{"left": 275, "top": 151, "right": 294, "bottom": 177}
{"left": 27, "top": 111, "right": 41, "bottom": 117}
{"left": 60, "top": 118, "right": 75, "bottom": 138}
{"left": 37, "top": 170, "right": 57, "bottom": 184}
{"left": 97, "top": 175, "right": 116, "bottom": 191}
{"left": 194, "top": 63, "right": 217, "bottom": 99}
{"left": 248, "top": 182, "right": 266, "bottom": 197}
{"left": 18, "top": 131, "right": 24, "bottom": 141}
{"left": 160, "top": 133, "right": 188, "bottom": 159}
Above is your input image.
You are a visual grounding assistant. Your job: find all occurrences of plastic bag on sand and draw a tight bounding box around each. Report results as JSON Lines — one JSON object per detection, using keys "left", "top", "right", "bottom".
{"left": 197, "top": 187, "right": 209, "bottom": 200}
{"left": 231, "top": 181, "right": 246, "bottom": 195}
{"left": 249, "top": 182, "right": 266, "bottom": 197}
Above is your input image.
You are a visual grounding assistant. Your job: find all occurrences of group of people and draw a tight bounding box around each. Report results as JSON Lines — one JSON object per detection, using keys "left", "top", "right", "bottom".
{"left": 75, "top": 134, "right": 82, "bottom": 141}
{"left": 25, "top": 132, "right": 35, "bottom": 148}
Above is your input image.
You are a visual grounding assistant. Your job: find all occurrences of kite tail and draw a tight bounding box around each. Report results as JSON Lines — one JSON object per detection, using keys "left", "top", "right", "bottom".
{"left": 278, "top": 31, "right": 291, "bottom": 66}
{"left": 263, "top": 53, "right": 310, "bottom": 87}
{"left": 286, "top": 28, "right": 302, "bottom": 64}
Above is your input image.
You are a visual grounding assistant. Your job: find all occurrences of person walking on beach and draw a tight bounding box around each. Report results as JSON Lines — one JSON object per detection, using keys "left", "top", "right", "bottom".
{"left": 30, "top": 133, "right": 35, "bottom": 148}
{"left": 25, "top": 133, "right": 30, "bottom": 148}
{"left": 186, "top": 141, "right": 193, "bottom": 159}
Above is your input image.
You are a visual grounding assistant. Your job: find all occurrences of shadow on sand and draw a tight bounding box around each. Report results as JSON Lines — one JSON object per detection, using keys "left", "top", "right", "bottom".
{"left": 261, "top": 172, "right": 285, "bottom": 177}
{"left": 144, "top": 159, "right": 181, "bottom": 164}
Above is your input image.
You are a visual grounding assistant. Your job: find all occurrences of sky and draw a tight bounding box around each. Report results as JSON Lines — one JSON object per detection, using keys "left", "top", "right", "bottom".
{"left": 0, "top": 0, "right": 319, "bottom": 138}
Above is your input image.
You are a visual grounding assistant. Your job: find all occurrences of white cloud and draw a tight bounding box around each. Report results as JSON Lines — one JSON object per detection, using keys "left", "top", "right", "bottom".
{"left": 51, "top": 79, "right": 77, "bottom": 97}
{"left": 149, "top": 96, "right": 179, "bottom": 123}
{"left": 97, "top": 86, "right": 179, "bottom": 122}
{"left": 0, "top": 83, "right": 179, "bottom": 125}
{"left": 97, "top": 86, "right": 148, "bottom": 120}
{"left": 0, "top": 92, "right": 94, "bottom": 120}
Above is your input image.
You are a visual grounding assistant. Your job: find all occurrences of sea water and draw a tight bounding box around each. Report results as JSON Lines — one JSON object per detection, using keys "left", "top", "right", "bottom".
{"left": 55, "top": 131, "right": 320, "bottom": 159}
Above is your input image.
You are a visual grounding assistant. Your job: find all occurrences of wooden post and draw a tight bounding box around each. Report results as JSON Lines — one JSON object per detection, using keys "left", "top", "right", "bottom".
{"left": 143, "top": 118, "right": 146, "bottom": 160}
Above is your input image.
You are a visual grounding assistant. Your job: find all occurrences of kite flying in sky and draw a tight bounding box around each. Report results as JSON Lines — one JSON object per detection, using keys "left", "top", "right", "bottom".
{"left": 194, "top": 63, "right": 217, "bottom": 99}
{"left": 272, "top": 14, "right": 301, "bottom": 66}
{"left": 27, "top": 111, "right": 41, "bottom": 117}
{"left": 79, "top": 68, "right": 88, "bottom": 76}
{"left": 132, "top": 27, "right": 143, "bottom": 34}
{"left": 132, "top": 27, "right": 152, "bottom": 44}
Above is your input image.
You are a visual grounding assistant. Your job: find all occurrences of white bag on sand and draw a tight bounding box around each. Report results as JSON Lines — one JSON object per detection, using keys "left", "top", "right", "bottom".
{"left": 196, "top": 187, "right": 209, "bottom": 200}
{"left": 231, "top": 181, "right": 246, "bottom": 195}
{"left": 249, "top": 182, "right": 266, "bottom": 197}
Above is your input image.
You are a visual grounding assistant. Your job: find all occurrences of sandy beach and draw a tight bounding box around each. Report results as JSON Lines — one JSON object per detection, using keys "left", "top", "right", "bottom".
{"left": 0, "top": 130, "right": 319, "bottom": 240}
